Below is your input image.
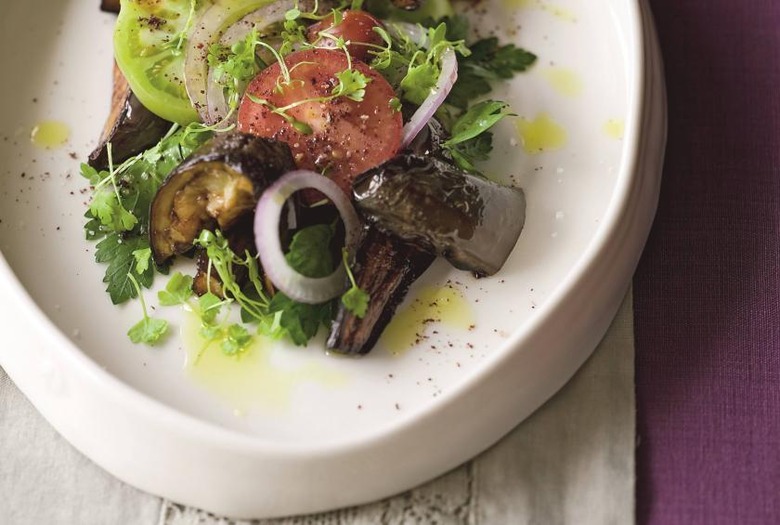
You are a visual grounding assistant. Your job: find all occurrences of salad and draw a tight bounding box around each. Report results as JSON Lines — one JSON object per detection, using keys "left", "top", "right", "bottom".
{"left": 84, "top": 0, "right": 535, "bottom": 356}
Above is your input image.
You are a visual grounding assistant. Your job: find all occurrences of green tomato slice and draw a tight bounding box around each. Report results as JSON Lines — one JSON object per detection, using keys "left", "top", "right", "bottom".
{"left": 114, "top": 0, "right": 210, "bottom": 125}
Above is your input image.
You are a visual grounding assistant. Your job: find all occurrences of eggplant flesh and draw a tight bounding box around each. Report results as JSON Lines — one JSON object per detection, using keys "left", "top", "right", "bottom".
{"left": 327, "top": 226, "right": 435, "bottom": 355}
{"left": 88, "top": 64, "right": 170, "bottom": 171}
{"left": 353, "top": 155, "right": 526, "bottom": 277}
{"left": 150, "top": 132, "right": 295, "bottom": 265}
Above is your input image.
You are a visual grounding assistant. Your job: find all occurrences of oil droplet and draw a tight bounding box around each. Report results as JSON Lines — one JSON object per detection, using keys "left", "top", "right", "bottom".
{"left": 603, "top": 119, "right": 625, "bottom": 140}
{"left": 542, "top": 68, "right": 583, "bottom": 97}
{"left": 31, "top": 120, "right": 70, "bottom": 149}
{"left": 541, "top": 4, "right": 577, "bottom": 22}
{"left": 515, "top": 114, "right": 568, "bottom": 154}
{"left": 182, "top": 315, "right": 346, "bottom": 412}
{"left": 504, "top": 0, "right": 577, "bottom": 22}
{"left": 381, "top": 286, "right": 473, "bottom": 355}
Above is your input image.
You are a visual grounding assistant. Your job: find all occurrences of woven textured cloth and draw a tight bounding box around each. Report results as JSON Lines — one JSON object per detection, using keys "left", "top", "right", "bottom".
{"left": 634, "top": 1, "right": 780, "bottom": 523}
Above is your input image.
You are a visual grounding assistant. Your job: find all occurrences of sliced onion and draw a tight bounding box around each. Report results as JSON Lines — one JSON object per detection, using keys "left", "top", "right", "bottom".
{"left": 390, "top": 23, "right": 459, "bottom": 148}
{"left": 401, "top": 49, "right": 458, "bottom": 147}
{"left": 185, "top": 0, "right": 296, "bottom": 125}
{"left": 254, "top": 170, "right": 362, "bottom": 304}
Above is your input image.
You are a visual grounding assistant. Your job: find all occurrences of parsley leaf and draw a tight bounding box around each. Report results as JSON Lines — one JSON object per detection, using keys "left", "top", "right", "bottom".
{"left": 85, "top": 125, "right": 212, "bottom": 304}
{"left": 448, "top": 38, "right": 537, "bottom": 109}
{"left": 444, "top": 100, "right": 512, "bottom": 146}
{"left": 132, "top": 248, "right": 152, "bottom": 275}
{"left": 96, "top": 234, "right": 154, "bottom": 304}
{"left": 265, "top": 293, "right": 333, "bottom": 346}
{"left": 447, "top": 132, "right": 494, "bottom": 173}
{"left": 285, "top": 224, "right": 335, "bottom": 278}
{"left": 442, "top": 101, "right": 512, "bottom": 172}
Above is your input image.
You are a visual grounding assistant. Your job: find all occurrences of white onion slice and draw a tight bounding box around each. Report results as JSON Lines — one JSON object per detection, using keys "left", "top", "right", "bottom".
{"left": 185, "top": 0, "right": 296, "bottom": 125}
{"left": 390, "top": 23, "right": 460, "bottom": 148}
{"left": 254, "top": 170, "right": 362, "bottom": 304}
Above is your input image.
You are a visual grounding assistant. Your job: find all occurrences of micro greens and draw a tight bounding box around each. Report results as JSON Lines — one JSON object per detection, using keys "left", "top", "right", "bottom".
{"left": 157, "top": 272, "right": 254, "bottom": 358}
{"left": 369, "top": 22, "right": 469, "bottom": 106}
{"left": 341, "top": 249, "right": 369, "bottom": 318}
{"left": 246, "top": 66, "right": 372, "bottom": 134}
{"left": 127, "top": 273, "right": 169, "bottom": 346}
{"left": 170, "top": 0, "right": 199, "bottom": 53}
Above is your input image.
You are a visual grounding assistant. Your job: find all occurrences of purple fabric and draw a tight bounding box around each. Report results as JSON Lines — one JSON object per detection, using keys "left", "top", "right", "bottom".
{"left": 633, "top": 1, "right": 780, "bottom": 523}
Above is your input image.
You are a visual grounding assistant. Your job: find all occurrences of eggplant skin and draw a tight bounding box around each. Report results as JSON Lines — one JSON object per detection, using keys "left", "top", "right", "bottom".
{"left": 88, "top": 63, "right": 170, "bottom": 171}
{"left": 150, "top": 132, "right": 295, "bottom": 265}
{"left": 353, "top": 154, "right": 526, "bottom": 277}
{"left": 100, "top": 0, "right": 121, "bottom": 14}
{"left": 327, "top": 226, "right": 435, "bottom": 355}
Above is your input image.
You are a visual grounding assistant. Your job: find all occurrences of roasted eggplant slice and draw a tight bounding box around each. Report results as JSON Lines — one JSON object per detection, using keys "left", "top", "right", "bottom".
{"left": 100, "top": 0, "right": 121, "bottom": 14}
{"left": 327, "top": 226, "right": 435, "bottom": 355}
{"left": 150, "top": 132, "right": 295, "bottom": 265}
{"left": 354, "top": 155, "right": 526, "bottom": 277}
{"left": 88, "top": 63, "right": 170, "bottom": 171}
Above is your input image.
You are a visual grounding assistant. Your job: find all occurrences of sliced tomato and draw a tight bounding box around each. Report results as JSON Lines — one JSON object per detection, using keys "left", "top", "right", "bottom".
{"left": 237, "top": 49, "right": 402, "bottom": 194}
{"left": 306, "top": 10, "right": 385, "bottom": 62}
{"left": 114, "top": 0, "right": 210, "bottom": 124}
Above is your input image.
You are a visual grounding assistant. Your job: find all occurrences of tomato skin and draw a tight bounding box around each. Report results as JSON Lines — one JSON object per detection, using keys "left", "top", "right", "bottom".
{"left": 237, "top": 49, "right": 402, "bottom": 195}
{"left": 306, "top": 10, "right": 385, "bottom": 63}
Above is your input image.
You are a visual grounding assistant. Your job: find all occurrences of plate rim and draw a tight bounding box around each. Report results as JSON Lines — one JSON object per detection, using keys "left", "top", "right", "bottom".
{"left": 0, "top": 0, "right": 665, "bottom": 518}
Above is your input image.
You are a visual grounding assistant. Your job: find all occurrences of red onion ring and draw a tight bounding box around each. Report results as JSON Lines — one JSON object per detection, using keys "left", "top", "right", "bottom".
{"left": 254, "top": 170, "right": 362, "bottom": 304}
{"left": 401, "top": 48, "right": 458, "bottom": 147}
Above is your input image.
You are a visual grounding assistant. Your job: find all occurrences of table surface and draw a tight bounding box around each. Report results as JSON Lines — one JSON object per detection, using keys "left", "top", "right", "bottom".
{"left": 634, "top": 1, "right": 780, "bottom": 524}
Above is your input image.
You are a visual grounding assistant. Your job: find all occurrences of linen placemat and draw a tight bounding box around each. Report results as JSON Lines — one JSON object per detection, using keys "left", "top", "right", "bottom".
{"left": 1, "top": 290, "right": 635, "bottom": 525}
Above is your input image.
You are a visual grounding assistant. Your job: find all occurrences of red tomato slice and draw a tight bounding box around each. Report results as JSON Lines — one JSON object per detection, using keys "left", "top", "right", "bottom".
{"left": 237, "top": 48, "right": 402, "bottom": 195}
{"left": 306, "top": 10, "right": 385, "bottom": 62}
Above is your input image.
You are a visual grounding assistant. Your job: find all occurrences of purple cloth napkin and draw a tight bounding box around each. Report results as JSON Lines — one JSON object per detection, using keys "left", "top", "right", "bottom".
{"left": 634, "top": 1, "right": 780, "bottom": 523}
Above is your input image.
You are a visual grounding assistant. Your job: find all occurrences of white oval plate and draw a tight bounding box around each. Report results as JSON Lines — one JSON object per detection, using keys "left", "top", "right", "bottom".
{"left": 0, "top": 0, "right": 665, "bottom": 519}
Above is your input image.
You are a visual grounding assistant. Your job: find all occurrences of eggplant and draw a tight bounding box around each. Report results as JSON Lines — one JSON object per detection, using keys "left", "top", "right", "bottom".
{"left": 405, "top": 117, "right": 452, "bottom": 161}
{"left": 150, "top": 132, "right": 295, "bottom": 265}
{"left": 100, "top": 0, "right": 121, "bottom": 14}
{"left": 88, "top": 63, "right": 170, "bottom": 171}
{"left": 353, "top": 154, "right": 526, "bottom": 277}
{"left": 327, "top": 226, "right": 435, "bottom": 355}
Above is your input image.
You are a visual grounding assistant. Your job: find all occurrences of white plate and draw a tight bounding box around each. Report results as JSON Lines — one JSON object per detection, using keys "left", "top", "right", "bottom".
{"left": 0, "top": 0, "right": 665, "bottom": 519}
